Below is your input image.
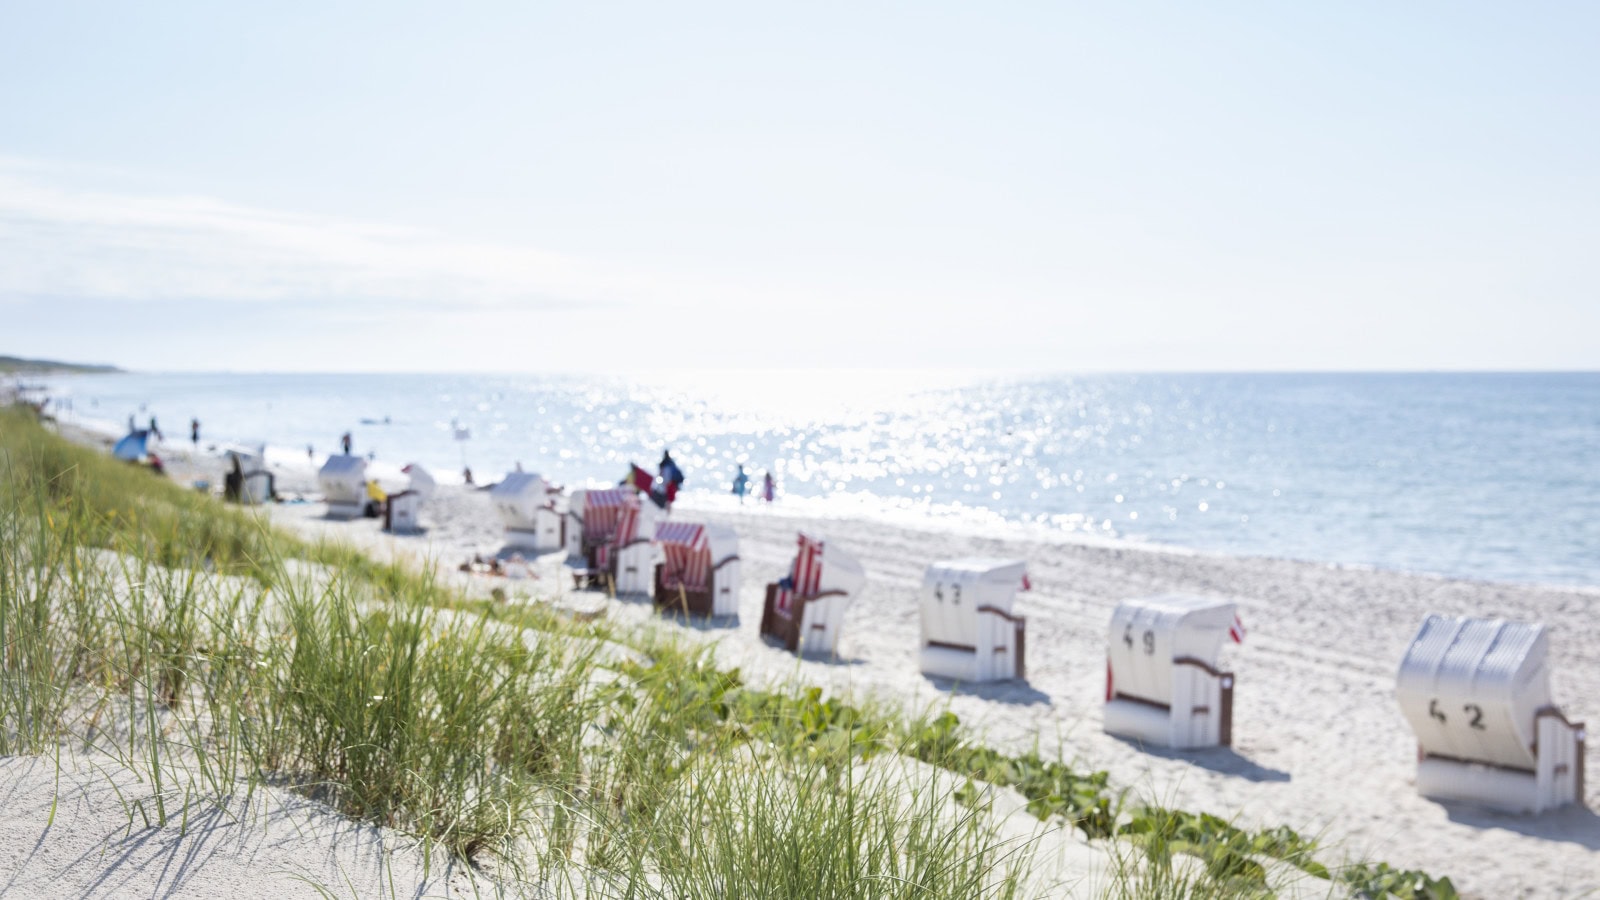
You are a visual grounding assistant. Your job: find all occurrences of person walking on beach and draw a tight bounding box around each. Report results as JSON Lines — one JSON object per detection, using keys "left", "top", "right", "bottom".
{"left": 149, "top": 416, "right": 162, "bottom": 441}
{"left": 761, "top": 470, "right": 776, "bottom": 503}
{"left": 127, "top": 413, "right": 135, "bottom": 433}
{"left": 307, "top": 443, "right": 314, "bottom": 461}
{"left": 190, "top": 418, "right": 200, "bottom": 446}
{"left": 732, "top": 464, "right": 749, "bottom": 504}
{"left": 340, "top": 431, "right": 352, "bottom": 455}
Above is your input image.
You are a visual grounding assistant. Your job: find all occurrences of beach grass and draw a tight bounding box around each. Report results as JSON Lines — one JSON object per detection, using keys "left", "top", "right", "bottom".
{"left": 0, "top": 405, "right": 1459, "bottom": 898}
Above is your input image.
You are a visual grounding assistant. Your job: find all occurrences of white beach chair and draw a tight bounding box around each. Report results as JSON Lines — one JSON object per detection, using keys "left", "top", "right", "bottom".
{"left": 918, "top": 558, "right": 1029, "bottom": 684}
{"left": 490, "top": 472, "right": 564, "bottom": 552}
{"left": 760, "top": 532, "right": 865, "bottom": 656}
{"left": 1103, "top": 595, "right": 1238, "bottom": 749}
{"left": 222, "top": 445, "right": 274, "bottom": 504}
{"left": 384, "top": 490, "right": 422, "bottom": 533}
{"left": 653, "top": 522, "right": 740, "bottom": 618}
{"left": 610, "top": 498, "right": 663, "bottom": 596}
{"left": 318, "top": 455, "right": 368, "bottom": 519}
{"left": 382, "top": 464, "right": 435, "bottom": 533}
{"left": 1397, "top": 614, "right": 1586, "bottom": 814}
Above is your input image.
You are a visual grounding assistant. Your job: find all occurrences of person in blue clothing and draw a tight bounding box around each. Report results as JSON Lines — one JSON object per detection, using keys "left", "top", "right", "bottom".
{"left": 659, "top": 450, "right": 685, "bottom": 503}
{"left": 731, "top": 464, "right": 750, "bottom": 503}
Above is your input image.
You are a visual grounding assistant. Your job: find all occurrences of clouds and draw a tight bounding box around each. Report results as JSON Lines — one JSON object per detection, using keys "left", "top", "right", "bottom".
{"left": 0, "top": 159, "right": 620, "bottom": 312}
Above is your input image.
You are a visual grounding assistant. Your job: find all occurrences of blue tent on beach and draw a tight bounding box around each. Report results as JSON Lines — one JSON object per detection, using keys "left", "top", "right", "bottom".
{"left": 113, "top": 430, "right": 150, "bottom": 462}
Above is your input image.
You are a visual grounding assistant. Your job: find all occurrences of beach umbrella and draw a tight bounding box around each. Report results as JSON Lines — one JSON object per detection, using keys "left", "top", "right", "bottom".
{"left": 113, "top": 430, "right": 150, "bottom": 461}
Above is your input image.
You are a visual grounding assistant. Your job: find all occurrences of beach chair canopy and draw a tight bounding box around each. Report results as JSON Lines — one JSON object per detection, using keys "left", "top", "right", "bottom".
{"left": 613, "top": 498, "right": 651, "bottom": 547}
{"left": 318, "top": 455, "right": 368, "bottom": 504}
{"left": 219, "top": 443, "right": 266, "bottom": 471}
{"left": 923, "top": 558, "right": 1029, "bottom": 613}
{"left": 580, "top": 488, "right": 630, "bottom": 541}
{"left": 1107, "top": 594, "right": 1236, "bottom": 710}
{"left": 489, "top": 472, "right": 550, "bottom": 524}
{"left": 402, "top": 463, "right": 436, "bottom": 502}
{"left": 1397, "top": 615, "right": 1555, "bottom": 772}
{"left": 775, "top": 532, "right": 863, "bottom": 614}
{"left": 655, "top": 522, "right": 738, "bottom": 591}
{"left": 920, "top": 558, "right": 1029, "bottom": 664}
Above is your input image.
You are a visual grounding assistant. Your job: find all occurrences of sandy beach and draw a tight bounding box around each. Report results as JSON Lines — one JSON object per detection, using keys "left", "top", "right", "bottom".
{"left": 221, "top": 443, "right": 1600, "bottom": 897}
{"left": 17, "top": 427, "right": 1600, "bottom": 898}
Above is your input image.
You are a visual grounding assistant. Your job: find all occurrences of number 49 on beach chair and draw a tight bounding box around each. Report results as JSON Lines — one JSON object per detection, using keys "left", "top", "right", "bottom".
{"left": 760, "top": 532, "right": 865, "bottom": 656}
{"left": 1397, "top": 614, "right": 1586, "bottom": 814}
{"left": 1103, "top": 595, "right": 1241, "bottom": 749}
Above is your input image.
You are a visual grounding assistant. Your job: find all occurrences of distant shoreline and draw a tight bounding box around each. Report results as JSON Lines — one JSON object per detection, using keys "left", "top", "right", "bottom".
{"left": 0, "top": 354, "right": 121, "bottom": 375}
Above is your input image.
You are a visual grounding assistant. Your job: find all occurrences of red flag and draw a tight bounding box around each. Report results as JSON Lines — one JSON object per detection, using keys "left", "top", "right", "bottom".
{"left": 1228, "top": 612, "right": 1247, "bottom": 644}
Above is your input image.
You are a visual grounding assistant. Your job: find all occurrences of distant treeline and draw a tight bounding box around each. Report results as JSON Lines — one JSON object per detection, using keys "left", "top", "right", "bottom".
{"left": 0, "top": 354, "right": 121, "bottom": 374}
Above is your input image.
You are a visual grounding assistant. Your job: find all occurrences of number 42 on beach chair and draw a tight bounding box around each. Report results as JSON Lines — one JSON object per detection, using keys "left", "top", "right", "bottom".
{"left": 1397, "top": 614, "right": 1586, "bottom": 815}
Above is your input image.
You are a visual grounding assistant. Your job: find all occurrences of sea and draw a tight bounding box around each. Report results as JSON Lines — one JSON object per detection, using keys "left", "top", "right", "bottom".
{"left": 25, "top": 370, "right": 1600, "bottom": 589}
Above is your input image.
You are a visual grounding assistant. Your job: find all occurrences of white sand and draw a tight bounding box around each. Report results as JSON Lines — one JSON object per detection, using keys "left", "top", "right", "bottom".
{"left": 0, "top": 752, "right": 491, "bottom": 899}
{"left": 15, "top": 427, "right": 1600, "bottom": 897}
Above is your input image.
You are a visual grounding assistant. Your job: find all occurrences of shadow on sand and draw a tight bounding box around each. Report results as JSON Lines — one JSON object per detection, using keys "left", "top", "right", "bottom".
{"left": 1108, "top": 734, "right": 1291, "bottom": 783}
{"left": 1443, "top": 801, "right": 1600, "bottom": 849}
{"left": 755, "top": 634, "right": 867, "bottom": 666}
{"left": 920, "top": 674, "right": 1052, "bottom": 707}
{"left": 655, "top": 608, "right": 742, "bottom": 632}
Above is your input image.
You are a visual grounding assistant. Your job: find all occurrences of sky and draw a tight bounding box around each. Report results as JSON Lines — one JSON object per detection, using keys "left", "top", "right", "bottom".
{"left": 2, "top": 2, "right": 1598, "bottom": 372}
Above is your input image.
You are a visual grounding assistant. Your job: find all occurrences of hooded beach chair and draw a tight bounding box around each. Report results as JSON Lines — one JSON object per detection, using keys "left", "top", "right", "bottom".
{"left": 759, "top": 533, "right": 865, "bottom": 656}
{"left": 1396, "top": 614, "right": 1586, "bottom": 814}
{"left": 490, "top": 471, "right": 564, "bottom": 551}
{"left": 1103, "top": 595, "right": 1241, "bottom": 748}
{"left": 318, "top": 455, "right": 368, "bottom": 519}
{"left": 222, "top": 445, "right": 274, "bottom": 504}
{"left": 383, "top": 463, "right": 435, "bottom": 534}
{"left": 564, "top": 489, "right": 660, "bottom": 590}
{"left": 652, "top": 522, "right": 740, "bottom": 617}
{"left": 918, "top": 559, "right": 1030, "bottom": 684}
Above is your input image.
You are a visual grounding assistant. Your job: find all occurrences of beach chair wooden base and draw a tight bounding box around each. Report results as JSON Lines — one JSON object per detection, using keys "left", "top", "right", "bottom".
{"left": 1414, "top": 708, "right": 1585, "bottom": 814}
{"left": 653, "top": 564, "right": 715, "bottom": 617}
{"left": 760, "top": 582, "right": 849, "bottom": 654}
{"left": 569, "top": 545, "right": 613, "bottom": 591}
{"left": 919, "top": 610, "right": 1028, "bottom": 684}
{"left": 1104, "top": 657, "right": 1234, "bottom": 749}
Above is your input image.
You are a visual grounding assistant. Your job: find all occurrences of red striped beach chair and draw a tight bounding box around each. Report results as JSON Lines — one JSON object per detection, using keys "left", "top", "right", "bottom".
{"left": 759, "top": 532, "right": 865, "bottom": 656}
{"left": 653, "top": 522, "right": 741, "bottom": 617}
{"left": 565, "top": 488, "right": 627, "bottom": 588}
